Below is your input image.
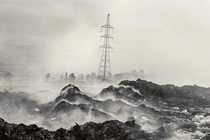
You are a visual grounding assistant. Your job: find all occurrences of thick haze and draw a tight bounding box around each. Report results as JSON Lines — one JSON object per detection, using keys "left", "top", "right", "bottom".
{"left": 0, "top": 0, "right": 210, "bottom": 86}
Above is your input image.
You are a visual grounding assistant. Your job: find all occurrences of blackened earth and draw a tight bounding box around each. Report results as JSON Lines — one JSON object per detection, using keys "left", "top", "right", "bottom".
{"left": 0, "top": 117, "right": 172, "bottom": 140}
{"left": 0, "top": 79, "right": 209, "bottom": 139}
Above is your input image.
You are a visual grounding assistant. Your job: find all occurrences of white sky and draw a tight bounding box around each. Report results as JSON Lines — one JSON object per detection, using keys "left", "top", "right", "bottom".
{"left": 0, "top": 0, "right": 210, "bottom": 86}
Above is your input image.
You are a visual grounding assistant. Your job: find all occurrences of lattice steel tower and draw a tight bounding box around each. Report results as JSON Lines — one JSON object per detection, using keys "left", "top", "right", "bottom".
{"left": 97, "top": 14, "right": 114, "bottom": 81}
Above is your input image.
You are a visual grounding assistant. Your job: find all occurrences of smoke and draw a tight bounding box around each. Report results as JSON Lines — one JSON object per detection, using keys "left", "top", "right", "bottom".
{"left": 1, "top": 0, "right": 210, "bottom": 85}
{"left": 0, "top": 79, "right": 161, "bottom": 132}
{"left": 0, "top": 0, "right": 110, "bottom": 75}
{"left": 0, "top": 90, "right": 46, "bottom": 128}
{"left": 4, "top": 80, "right": 210, "bottom": 140}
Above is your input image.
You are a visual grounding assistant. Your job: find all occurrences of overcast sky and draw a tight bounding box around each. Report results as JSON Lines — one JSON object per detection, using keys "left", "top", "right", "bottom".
{"left": 0, "top": 0, "right": 210, "bottom": 86}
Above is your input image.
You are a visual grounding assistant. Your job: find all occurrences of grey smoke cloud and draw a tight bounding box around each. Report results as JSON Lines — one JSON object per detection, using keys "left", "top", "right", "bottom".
{"left": 0, "top": 0, "right": 109, "bottom": 73}
{"left": 0, "top": 0, "right": 210, "bottom": 86}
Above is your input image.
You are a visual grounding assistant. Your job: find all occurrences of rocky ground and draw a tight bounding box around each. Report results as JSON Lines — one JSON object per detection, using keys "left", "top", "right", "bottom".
{"left": 0, "top": 79, "right": 209, "bottom": 139}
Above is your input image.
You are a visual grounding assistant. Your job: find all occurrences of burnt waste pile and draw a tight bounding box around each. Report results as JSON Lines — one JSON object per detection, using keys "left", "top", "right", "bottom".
{"left": 0, "top": 79, "right": 209, "bottom": 140}
{"left": 0, "top": 117, "right": 171, "bottom": 140}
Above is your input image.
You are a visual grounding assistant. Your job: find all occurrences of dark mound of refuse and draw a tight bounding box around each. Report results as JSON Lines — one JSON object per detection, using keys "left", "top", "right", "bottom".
{"left": 55, "top": 84, "right": 93, "bottom": 104}
{"left": 97, "top": 85, "right": 144, "bottom": 104}
{"left": 119, "top": 79, "right": 210, "bottom": 109}
{"left": 52, "top": 100, "right": 110, "bottom": 119}
{"left": 0, "top": 117, "right": 170, "bottom": 140}
{"left": 202, "top": 133, "right": 210, "bottom": 140}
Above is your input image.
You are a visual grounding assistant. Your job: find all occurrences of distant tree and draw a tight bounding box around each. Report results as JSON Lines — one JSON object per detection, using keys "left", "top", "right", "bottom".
{"left": 65, "top": 72, "right": 68, "bottom": 81}
{"left": 131, "top": 70, "right": 140, "bottom": 78}
{"left": 90, "top": 72, "right": 97, "bottom": 81}
{"left": 113, "top": 72, "right": 131, "bottom": 82}
{"left": 60, "top": 74, "right": 64, "bottom": 81}
{"left": 86, "top": 74, "right": 90, "bottom": 81}
{"left": 78, "top": 73, "right": 84, "bottom": 81}
{"left": 139, "top": 69, "right": 146, "bottom": 79}
{"left": 4, "top": 72, "right": 13, "bottom": 81}
{"left": 45, "top": 73, "right": 51, "bottom": 81}
{"left": 69, "top": 73, "right": 76, "bottom": 82}
{"left": 80, "top": 73, "right": 84, "bottom": 81}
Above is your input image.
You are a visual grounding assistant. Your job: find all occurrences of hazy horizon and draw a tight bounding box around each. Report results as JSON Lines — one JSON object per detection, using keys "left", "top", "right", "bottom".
{"left": 0, "top": 0, "right": 210, "bottom": 86}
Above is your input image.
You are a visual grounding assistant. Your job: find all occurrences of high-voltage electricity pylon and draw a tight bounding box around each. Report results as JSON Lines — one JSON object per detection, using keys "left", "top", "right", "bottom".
{"left": 97, "top": 14, "right": 114, "bottom": 81}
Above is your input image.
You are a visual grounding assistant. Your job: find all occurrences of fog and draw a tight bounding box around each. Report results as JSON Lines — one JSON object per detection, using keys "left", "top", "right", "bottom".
{"left": 0, "top": 0, "right": 210, "bottom": 86}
